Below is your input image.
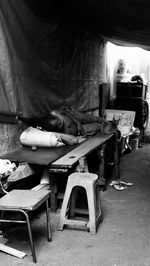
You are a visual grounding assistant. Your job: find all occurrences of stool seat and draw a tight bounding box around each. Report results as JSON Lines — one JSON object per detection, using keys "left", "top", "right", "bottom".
{"left": 58, "top": 172, "right": 102, "bottom": 234}
{"left": 68, "top": 172, "right": 98, "bottom": 184}
{"left": 0, "top": 189, "right": 52, "bottom": 263}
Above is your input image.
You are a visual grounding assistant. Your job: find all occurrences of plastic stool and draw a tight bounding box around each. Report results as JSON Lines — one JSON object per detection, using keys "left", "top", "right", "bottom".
{"left": 58, "top": 173, "right": 102, "bottom": 234}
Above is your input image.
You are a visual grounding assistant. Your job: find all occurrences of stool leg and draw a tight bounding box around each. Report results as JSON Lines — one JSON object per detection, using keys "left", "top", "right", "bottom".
{"left": 86, "top": 186, "right": 97, "bottom": 235}
{"left": 58, "top": 185, "right": 73, "bottom": 231}
{"left": 87, "top": 183, "right": 102, "bottom": 235}
{"left": 46, "top": 198, "right": 52, "bottom": 242}
{"left": 21, "top": 210, "right": 37, "bottom": 263}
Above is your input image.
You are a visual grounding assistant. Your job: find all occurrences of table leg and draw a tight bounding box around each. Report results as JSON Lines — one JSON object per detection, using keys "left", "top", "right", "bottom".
{"left": 113, "top": 131, "right": 121, "bottom": 180}
{"left": 49, "top": 173, "right": 58, "bottom": 212}
{"left": 97, "top": 143, "right": 106, "bottom": 187}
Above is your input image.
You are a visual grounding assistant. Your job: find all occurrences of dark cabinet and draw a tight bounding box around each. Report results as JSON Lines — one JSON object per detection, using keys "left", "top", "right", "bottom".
{"left": 116, "top": 82, "right": 147, "bottom": 99}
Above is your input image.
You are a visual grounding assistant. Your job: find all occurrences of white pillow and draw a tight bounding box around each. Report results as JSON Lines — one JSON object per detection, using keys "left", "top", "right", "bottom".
{"left": 20, "top": 127, "right": 64, "bottom": 148}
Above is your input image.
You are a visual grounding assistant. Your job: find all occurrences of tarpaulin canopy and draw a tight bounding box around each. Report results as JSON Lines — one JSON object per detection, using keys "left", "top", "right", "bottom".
{"left": 1, "top": 0, "right": 150, "bottom": 118}
{"left": 24, "top": 0, "right": 150, "bottom": 50}
{"left": 0, "top": 0, "right": 106, "bottom": 117}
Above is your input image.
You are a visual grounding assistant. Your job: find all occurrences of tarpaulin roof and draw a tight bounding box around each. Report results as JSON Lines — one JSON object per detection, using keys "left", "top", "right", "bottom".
{"left": 1, "top": 0, "right": 150, "bottom": 119}
{"left": 24, "top": 0, "right": 150, "bottom": 50}
{"left": 0, "top": 0, "right": 106, "bottom": 117}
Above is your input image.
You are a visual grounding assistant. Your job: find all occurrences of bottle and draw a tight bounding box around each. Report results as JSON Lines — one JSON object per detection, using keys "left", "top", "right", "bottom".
{"left": 78, "top": 157, "right": 89, "bottom": 173}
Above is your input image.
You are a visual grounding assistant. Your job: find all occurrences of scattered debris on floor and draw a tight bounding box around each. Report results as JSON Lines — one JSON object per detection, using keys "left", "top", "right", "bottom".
{"left": 109, "top": 179, "right": 133, "bottom": 191}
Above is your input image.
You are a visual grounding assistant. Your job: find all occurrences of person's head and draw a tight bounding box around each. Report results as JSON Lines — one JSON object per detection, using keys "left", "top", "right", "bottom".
{"left": 43, "top": 114, "right": 64, "bottom": 132}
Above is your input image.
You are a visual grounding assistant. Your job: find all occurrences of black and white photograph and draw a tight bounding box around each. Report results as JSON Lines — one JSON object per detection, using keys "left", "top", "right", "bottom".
{"left": 0, "top": 1, "right": 150, "bottom": 265}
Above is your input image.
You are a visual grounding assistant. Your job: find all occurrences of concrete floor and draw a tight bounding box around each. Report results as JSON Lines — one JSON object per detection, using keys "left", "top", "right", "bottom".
{"left": 1, "top": 144, "right": 150, "bottom": 266}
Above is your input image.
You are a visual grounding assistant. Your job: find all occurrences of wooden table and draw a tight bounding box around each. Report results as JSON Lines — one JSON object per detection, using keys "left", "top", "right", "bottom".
{"left": 0, "top": 132, "right": 120, "bottom": 211}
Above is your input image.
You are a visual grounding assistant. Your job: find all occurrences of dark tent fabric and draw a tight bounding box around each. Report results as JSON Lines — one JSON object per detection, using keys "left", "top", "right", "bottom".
{"left": 52, "top": 0, "right": 150, "bottom": 51}
{"left": 1, "top": 0, "right": 150, "bottom": 117}
{"left": 0, "top": 0, "right": 106, "bottom": 117}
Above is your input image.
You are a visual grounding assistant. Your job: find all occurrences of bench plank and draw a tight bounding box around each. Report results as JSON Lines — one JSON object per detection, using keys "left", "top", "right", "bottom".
{"left": 51, "top": 133, "right": 113, "bottom": 169}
